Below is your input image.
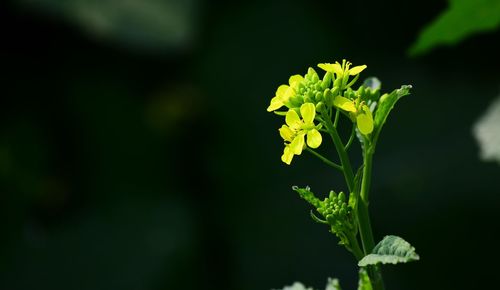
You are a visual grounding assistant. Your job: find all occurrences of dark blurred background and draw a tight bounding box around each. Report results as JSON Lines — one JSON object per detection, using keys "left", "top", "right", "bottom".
{"left": 1, "top": 0, "right": 500, "bottom": 289}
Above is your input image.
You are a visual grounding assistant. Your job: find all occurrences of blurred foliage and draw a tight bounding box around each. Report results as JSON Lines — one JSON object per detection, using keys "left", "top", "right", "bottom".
{"left": 473, "top": 94, "right": 500, "bottom": 164}
{"left": 409, "top": 0, "right": 500, "bottom": 55}
{"left": 18, "top": 0, "right": 199, "bottom": 51}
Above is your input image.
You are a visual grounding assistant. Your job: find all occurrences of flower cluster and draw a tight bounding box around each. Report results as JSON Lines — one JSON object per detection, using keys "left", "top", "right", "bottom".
{"left": 267, "top": 59, "right": 378, "bottom": 164}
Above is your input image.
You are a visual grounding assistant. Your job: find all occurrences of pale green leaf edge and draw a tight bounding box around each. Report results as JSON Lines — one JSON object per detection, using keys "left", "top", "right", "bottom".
{"left": 358, "top": 235, "right": 420, "bottom": 267}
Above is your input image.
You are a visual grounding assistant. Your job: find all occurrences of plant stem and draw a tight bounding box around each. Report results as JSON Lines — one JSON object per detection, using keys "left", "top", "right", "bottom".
{"left": 359, "top": 147, "right": 385, "bottom": 290}
{"left": 322, "top": 111, "right": 355, "bottom": 192}
{"left": 306, "top": 148, "right": 343, "bottom": 173}
{"left": 344, "top": 125, "right": 356, "bottom": 151}
{"left": 347, "top": 232, "right": 364, "bottom": 261}
{"left": 327, "top": 125, "right": 355, "bottom": 192}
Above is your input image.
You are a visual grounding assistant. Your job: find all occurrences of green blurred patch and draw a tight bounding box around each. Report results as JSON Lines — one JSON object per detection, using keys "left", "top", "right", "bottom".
{"left": 18, "top": 0, "right": 199, "bottom": 51}
{"left": 409, "top": 0, "right": 500, "bottom": 55}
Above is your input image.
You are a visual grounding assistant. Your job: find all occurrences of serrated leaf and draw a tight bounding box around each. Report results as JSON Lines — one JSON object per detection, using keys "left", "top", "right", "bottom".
{"left": 358, "top": 235, "right": 419, "bottom": 266}
{"left": 357, "top": 269, "right": 372, "bottom": 290}
{"left": 292, "top": 186, "right": 321, "bottom": 208}
{"left": 409, "top": 0, "right": 500, "bottom": 56}
{"left": 372, "top": 85, "right": 411, "bottom": 145}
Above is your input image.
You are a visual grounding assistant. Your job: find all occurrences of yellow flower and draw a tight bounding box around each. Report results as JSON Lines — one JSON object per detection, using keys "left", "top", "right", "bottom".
{"left": 279, "top": 103, "right": 322, "bottom": 164}
{"left": 356, "top": 105, "right": 374, "bottom": 135}
{"left": 318, "top": 60, "right": 366, "bottom": 78}
{"left": 332, "top": 96, "right": 374, "bottom": 135}
{"left": 267, "top": 75, "right": 304, "bottom": 112}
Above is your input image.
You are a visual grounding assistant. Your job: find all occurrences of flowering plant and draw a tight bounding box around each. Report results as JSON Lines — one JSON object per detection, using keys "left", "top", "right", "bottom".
{"left": 268, "top": 60, "right": 419, "bottom": 290}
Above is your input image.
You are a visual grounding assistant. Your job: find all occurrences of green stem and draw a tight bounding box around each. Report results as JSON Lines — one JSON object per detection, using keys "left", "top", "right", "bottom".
{"left": 306, "top": 148, "right": 343, "bottom": 173}
{"left": 347, "top": 232, "right": 364, "bottom": 261}
{"left": 324, "top": 119, "right": 355, "bottom": 192}
{"left": 344, "top": 125, "right": 356, "bottom": 151}
{"left": 359, "top": 147, "right": 385, "bottom": 290}
{"left": 359, "top": 149, "right": 375, "bottom": 252}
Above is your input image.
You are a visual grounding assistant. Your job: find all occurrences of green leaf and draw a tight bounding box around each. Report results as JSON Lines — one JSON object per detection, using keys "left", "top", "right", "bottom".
{"left": 358, "top": 235, "right": 420, "bottom": 267}
{"left": 273, "top": 282, "right": 315, "bottom": 290}
{"left": 372, "top": 85, "right": 411, "bottom": 146}
{"left": 19, "top": 0, "right": 199, "bottom": 51}
{"left": 357, "top": 269, "right": 373, "bottom": 290}
{"left": 325, "top": 278, "right": 342, "bottom": 290}
{"left": 473, "top": 94, "right": 500, "bottom": 165}
{"left": 292, "top": 186, "right": 321, "bottom": 208}
{"left": 409, "top": 0, "right": 500, "bottom": 56}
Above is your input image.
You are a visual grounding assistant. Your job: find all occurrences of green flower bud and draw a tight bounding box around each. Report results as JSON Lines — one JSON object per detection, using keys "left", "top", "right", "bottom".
{"left": 321, "top": 72, "right": 332, "bottom": 89}
{"left": 315, "top": 102, "right": 325, "bottom": 112}
{"left": 331, "top": 87, "right": 340, "bottom": 97}
{"left": 324, "top": 89, "right": 333, "bottom": 105}
{"left": 333, "top": 77, "right": 342, "bottom": 88}
{"left": 314, "top": 91, "right": 323, "bottom": 102}
{"left": 307, "top": 90, "right": 314, "bottom": 100}
{"left": 342, "top": 74, "right": 350, "bottom": 88}
{"left": 290, "top": 95, "right": 303, "bottom": 107}
{"left": 357, "top": 86, "right": 365, "bottom": 98}
{"left": 338, "top": 192, "right": 346, "bottom": 203}
{"left": 345, "top": 88, "right": 355, "bottom": 99}
{"left": 312, "top": 74, "right": 319, "bottom": 83}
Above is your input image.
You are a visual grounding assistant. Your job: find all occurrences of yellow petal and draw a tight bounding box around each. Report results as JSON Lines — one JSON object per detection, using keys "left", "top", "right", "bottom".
{"left": 282, "top": 86, "right": 295, "bottom": 102}
{"left": 318, "top": 63, "right": 335, "bottom": 72}
{"left": 332, "top": 62, "right": 344, "bottom": 75}
{"left": 333, "top": 96, "right": 357, "bottom": 112}
{"left": 290, "top": 133, "right": 305, "bottom": 155}
{"left": 349, "top": 65, "right": 367, "bottom": 76}
{"left": 279, "top": 125, "right": 294, "bottom": 142}
{"left": 281, "top": 146, "right": 294, "bottom": 165}
{"left": 285, "top": 109, "right": 301, "bottom": 128}
{"left": 276, "top": 85, "right": 289, "bottom": 98}
{"left": 306, "top": 129, "right": 322, "bottom": 148}
{"left": 357, "top": 113, "right": 374, "bottom": 135}
{"left": 300, "top": 103, "right": 316, "bottom": 124}
{"left": 267, "top": 96, "right": 284, "bottom": 112}
{"left": 288, "top": 75, "right": 304, "bottom": 88}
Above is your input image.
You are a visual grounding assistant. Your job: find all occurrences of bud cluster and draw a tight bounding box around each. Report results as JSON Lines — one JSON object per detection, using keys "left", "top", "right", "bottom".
{"left": 317, "top": 190, "right": 357, "bottom": 246}
{"left": 294, "top": 187, "right": 357, "bottom": 248}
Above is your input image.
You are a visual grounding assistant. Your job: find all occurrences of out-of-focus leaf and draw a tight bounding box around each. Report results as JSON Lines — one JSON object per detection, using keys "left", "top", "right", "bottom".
{"left": 273, "top": 278, "right": 344, "bottom": 290}
{"left": 358, "top": 235, "right": 419, "bottom": 267}
{"left": 19, "top": 0, "right": 198, "bottom": 50}
{"left": 473, "top": 94, "right": 500, "bottom": 164}
{"left": 409, "top": 0, "right": 500, "bottom": 56}
{"left": 357, "top": 269, "right": 372, "bottom": 290}
{"left": 273, "top": 282, "right": 315, "bottom": 290}
{"left": 325, "top": 278, "right": 342, "bottom": 290}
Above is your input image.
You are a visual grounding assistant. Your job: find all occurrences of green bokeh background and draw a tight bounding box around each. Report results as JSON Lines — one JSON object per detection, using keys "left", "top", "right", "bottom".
{"left": 1, "top": 0, "right": 500, "bottom": 289}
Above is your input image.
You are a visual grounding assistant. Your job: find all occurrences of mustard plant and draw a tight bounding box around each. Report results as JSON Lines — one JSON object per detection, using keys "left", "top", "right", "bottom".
{"left": 267, "top": 60, "right": 419, "bottom": 290}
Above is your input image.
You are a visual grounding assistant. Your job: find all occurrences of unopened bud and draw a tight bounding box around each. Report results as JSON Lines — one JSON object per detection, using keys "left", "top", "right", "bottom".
{"left": 316, "top": 102, "right": 325, "bottom": 112}
{"left": 338, "top": 192, "right": 346, "bottom": 203}
{"left": 321, "top": 72, "right": 332, "bottom": 89}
